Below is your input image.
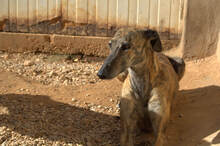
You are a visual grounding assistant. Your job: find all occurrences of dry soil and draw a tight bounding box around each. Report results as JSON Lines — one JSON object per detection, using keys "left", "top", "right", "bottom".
{"left": 0, "top": 53, "right": 220, "bottom": 146}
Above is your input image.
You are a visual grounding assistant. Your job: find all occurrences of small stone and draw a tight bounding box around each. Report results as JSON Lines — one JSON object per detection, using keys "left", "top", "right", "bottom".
{"left": 48, "top": 71, "right": 55, "bottom": 77}
{"left": 110, "top": 98, "right": 114, "bottom": 102}
{"left": 74, "top": 58, "right": 79, "bottom": 62}
{"left": 35, "top": 58, "right": 41, "bottom": 62}
{"left": 24, "top": 60, "right": 34, "bottom": 66}
{"left": 2, "top": 54, "right": 9, "bottom": 59}
{"left": 63, "top": 80, "right": 68, "bottom": 85}
{"left": 116, "top": 103, "right": 120, "bottom": 108}
{"left": 72, "top": 98, "right": 77, "bottom": 102}
{"left": 90, "top": 107, "right": 96, "bottom": 111}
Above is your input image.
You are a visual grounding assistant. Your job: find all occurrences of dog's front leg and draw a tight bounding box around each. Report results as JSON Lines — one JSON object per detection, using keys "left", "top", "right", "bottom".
{"left": 120, "top": 98, "right": 137, "bottom": 146}
{"left": 148, "top": 93, "right": 170, "bottom": 146}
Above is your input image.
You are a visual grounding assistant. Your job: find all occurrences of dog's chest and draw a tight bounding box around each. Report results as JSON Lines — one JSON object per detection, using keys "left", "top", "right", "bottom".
{"left": 128, "top": 69, "right": 151, "bottom": 101}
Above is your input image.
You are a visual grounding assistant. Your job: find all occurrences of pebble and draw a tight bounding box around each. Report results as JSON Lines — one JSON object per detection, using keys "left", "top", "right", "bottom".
{"left": 2, "top": 54, "right": 9, "bottom": 59}
{"left": 0, "top": 53, "right": 102, "bottom": 86}
{"left": 23, "top": 60, "right": 34, "bottom": 66}
{"left": 71, "top": 98, "right": 77, "bottom": 102}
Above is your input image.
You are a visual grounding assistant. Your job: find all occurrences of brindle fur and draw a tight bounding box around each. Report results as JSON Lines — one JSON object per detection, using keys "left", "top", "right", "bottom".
{"left": 97, "top": 28, "right": 185, "bottom": 146}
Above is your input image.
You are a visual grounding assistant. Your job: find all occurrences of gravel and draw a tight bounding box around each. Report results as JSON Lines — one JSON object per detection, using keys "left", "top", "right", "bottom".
{"left": 0, "top": 52, "right": 103, "bottom": 86}
{"left": 0, "top": 52, "right": 122, "bottom": 146}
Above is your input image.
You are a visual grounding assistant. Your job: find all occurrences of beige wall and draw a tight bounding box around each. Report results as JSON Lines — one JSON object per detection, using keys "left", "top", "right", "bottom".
{"left": 181, "top": 0, "right": 220, "bottom": 59}
{"left": 217, "top": 32, "right": 220, "bottom": 62}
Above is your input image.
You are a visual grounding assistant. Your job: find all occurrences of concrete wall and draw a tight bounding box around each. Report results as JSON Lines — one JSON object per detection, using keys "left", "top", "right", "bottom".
{"left": 217, "top": 32, "right": 220, "bottom": 62}
{"left": 180, "top": 0, "right": 220, "bottom": 59}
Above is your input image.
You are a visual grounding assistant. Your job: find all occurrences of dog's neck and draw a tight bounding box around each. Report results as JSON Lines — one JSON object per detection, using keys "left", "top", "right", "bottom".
{"left": 128, "top": 52, "right": 159, "bottom": 102}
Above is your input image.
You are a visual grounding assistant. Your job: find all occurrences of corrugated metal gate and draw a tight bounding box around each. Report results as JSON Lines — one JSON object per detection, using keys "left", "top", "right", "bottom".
{"left": 0, "top": 0, "right": 184, "bottom": 39}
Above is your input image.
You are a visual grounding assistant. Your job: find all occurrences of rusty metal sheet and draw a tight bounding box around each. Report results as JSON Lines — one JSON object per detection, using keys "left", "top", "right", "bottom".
{"left": 0, "top": 0, "right": 9, "bottom": 31}
{"left": 117, "top": 0, "right": 129, "bottom": 26}
{"left": 137, "top": 0, "right": 150, "bottom": 28}
{"left": 108, "top": 0, "right": 117, "bottom": 36}
{"left": 17, "top": 0, "right": 28, "bottom": 32}
{"left": 96, "top": 0, "right": 108, "bottom": 36}
{"left": 159, "top": 0, "right": 171, "bottom": 38}
{"left": 179, "top": 0, "right": 185, "bottom": 35}
{"left": 87, "top": 0, "right": 96, "bottom": 36}
{"left": 60, "top": 0, "right": 68, "bottom": 34}
{"left": 68, "top": 0, "right": 77, "bottom": 35}
{"left": 128, "top": 0, "right": 137, "bottom": 27}
{"left": 29, "top": 0, "right": 37, "bottom": 32}
{"left": 76, "top": 0, "right": 87, "bottom": 35}
{"left": 37, "top": 0, "right": 48, "bottom": 33}
{"left": 170, "top": 0, "right": 181, "bottom": 38}
{"left": 149, "top": 0, "right": 158, "bottom": 30}
{"left": 9, "top": 0, "right": 17, "bottom": 32}
{"left": 48, "top": 0, "right": 59, "bottom": 34}
{"left": 0, "top": 0, "right": 184, "bottom": 39}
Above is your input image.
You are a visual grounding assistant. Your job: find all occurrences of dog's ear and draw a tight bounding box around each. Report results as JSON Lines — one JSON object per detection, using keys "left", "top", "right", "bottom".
{"left": 143, "top": 30, "right": 162, "bottom": 52}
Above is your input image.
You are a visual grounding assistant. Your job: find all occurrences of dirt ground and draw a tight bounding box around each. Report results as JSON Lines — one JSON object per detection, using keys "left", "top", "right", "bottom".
{"left": 0, "top": 53, "right": 220, "bottom": 146}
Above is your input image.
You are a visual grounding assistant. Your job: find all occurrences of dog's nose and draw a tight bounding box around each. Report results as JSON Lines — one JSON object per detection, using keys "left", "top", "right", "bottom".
{"left": 97, "top": 72, "right": 106, "bottom": 79}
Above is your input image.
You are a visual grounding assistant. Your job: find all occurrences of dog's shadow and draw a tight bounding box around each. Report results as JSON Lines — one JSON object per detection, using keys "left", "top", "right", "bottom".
{"left": 165, "top": 85, "right": 220, "bottom": 146}
{"left": 0, "top": 85, "right": 220, "bottom": 146}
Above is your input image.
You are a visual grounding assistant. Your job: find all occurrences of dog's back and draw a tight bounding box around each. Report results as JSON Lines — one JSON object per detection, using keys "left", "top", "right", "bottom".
{"left": 167, "top": 57, "right": 185, "bottom": 81}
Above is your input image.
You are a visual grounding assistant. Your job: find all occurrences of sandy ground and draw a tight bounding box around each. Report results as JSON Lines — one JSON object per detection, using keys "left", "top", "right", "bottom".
{"left": 0, "top": 53, "right": 220, "bottom": 146}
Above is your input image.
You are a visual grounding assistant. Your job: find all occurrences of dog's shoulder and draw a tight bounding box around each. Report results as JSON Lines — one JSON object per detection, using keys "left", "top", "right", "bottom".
{"left": 153, "top": 53, "right": 179, "bottom": 91}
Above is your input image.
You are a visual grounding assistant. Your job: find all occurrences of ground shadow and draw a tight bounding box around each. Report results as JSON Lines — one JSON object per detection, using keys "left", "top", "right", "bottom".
{"left": 0, "top": 94, "right": 120, "bottom": 145}
{"left": 0, "top": 85, "right": 220, "bottom": 146}
{"left": 166, "top": 85, "right": 220, "bottom": 146}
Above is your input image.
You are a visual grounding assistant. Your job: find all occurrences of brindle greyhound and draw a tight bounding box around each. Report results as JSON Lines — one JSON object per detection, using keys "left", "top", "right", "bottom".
{"left": 97, "top": 28, "right": 185, "bottom": 146}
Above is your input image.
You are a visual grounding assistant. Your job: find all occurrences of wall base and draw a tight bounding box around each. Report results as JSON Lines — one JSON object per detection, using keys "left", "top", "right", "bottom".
{"left": 0, "top": 32, "right": 179, "bottom": 57}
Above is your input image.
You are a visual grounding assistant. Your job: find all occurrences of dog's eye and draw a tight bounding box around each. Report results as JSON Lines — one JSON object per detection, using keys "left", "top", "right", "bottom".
{"left": 121, "top": 43, "right": 130, "bottom": 51}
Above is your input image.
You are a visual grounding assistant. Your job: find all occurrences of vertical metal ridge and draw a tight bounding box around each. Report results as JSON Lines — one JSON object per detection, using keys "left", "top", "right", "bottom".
{"left": 36, "top": 0, "right": 38, "bottom": 25}
{"left": 87, "top": 0, "right": 89, "bottom": 23}
{"left": 157, "top": 0, "right": 160, "bottom": 30}
{"left": 136, "top": 0, "right": 139, "bottom": 25}
{"left": 67, "top": 0, "right": 69, "bottom": 21}
{"left": 178, "top": 0, "right": 183, "bottom": 36}
{"left": 8, "top": 0, "right": 10, "bottom": 31}
{"left": 47, "top": 0, "right": 49, "bottom": 33}
{"left": 27, "top": 0, "right": 29, "bottom": 32}
{"left": 95, "top": 0, "right": 97, "bottom": 24}
{"left": 107, "top": 0, "right": 109, "bottom": 35}
{"left": 168, "top": 0, "right": 172, "bottom": 39}
{"left": 116, "top": 0, "right": 119, "bottom": 25}
{"left": 135, "top": 0, "right": 138, "bottom": 27}
{"left": 148, "top": 0, "right": 151, "bottom": 28}
{"left": 16, "top": 0, "right": 18, "bottom": 31}
{"left": 127, "top": 0, "right": 130, "bottom": 26}
{"left": 75, "top": 0, "right": 78, "bottom": 23}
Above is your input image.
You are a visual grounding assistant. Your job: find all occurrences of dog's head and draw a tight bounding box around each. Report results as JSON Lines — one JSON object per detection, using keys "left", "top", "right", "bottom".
{"left": 97, "top": 28, "right": 162, "bottom": 79}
